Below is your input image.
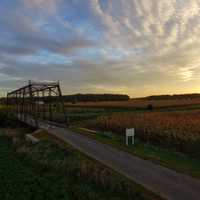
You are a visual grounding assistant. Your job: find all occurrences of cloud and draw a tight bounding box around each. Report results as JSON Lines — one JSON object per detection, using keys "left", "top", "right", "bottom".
{"left": 0, "top": 2, "right": 97, "bottom": 57}
{"left": 21, "top": 0, "right": 61, "bottom": 15}
{"left": 1, "top": 0, "right": 200, "bottom": 97}
{"left": 88, "top": 0, "right": 200, "bottom": 82}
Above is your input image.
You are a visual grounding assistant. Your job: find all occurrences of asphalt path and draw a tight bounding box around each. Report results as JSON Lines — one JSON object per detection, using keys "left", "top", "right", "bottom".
{"left": 21, "top": 115, "right": 200, "bottom": 200}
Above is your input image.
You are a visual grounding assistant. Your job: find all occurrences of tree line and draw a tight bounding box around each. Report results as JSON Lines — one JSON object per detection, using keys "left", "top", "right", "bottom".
{"left": 1, "top": 94, "right": 130, "bottom": 104}
{"left": 140, "top": 93, "right": 200, "bottom": 100}
{"left": 63, "top": 94, "right": 130, "bottom": 103}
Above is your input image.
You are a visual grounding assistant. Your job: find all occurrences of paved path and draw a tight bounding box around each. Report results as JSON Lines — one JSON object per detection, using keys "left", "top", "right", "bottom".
{"left": 20, "top": 115, "right": 200, "bottom": 200}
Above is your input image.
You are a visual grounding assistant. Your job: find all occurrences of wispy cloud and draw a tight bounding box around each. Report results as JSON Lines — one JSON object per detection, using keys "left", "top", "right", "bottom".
{"left": 0, "top": 0, "right": 200, "bottom": 96}
{"left": 21, "top": 0, "right": 61, "bottom": 15}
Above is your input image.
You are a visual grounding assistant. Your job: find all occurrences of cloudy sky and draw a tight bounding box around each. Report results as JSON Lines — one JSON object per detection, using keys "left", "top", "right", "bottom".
{"left": 1, "top": 0, "right": 200, "bottom": 97}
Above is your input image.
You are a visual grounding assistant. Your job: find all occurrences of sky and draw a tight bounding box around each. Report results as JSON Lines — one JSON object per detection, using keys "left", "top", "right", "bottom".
{"left": 1, "top": 0, "right": 200, "bottom": 97}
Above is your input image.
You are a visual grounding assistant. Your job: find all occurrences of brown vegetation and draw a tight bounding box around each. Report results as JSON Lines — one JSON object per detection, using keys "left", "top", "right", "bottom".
{"left": 84, "top": 111, "right": 200, "bottom": 155}
{"left": 65, "top": 98, "right": 200, "bottom": 109}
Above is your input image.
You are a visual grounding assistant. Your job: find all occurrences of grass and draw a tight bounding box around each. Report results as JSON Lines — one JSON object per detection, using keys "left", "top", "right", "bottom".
{"left": 33, "top": 130, "right": 162, "bottom": 199}
{"left": 0, "top": 129, "right": 161, "bottom": 200}
{"left": 0, "top": 136, "right": 71, "bottom": 200}
{"left": 72, "top": 127, "right": 200, "bottom": 179}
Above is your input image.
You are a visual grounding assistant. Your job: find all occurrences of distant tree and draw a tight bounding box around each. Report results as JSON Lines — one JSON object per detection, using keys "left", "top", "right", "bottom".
{"left": 147, "top": 104, "right": 153, "bottom": 110}
{"left": 142, "top": 93, "right": 200, "bottom": 100}
{"left": 63, "top": 94, "right": 130, "bottom": 103}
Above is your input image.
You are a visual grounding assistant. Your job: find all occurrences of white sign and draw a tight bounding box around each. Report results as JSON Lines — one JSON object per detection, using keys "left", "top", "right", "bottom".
{"left": 126, "top": 128, "right": 135, "bottom": 146}
{"left": 37, "top": 101, "right": 44, "bottom": 105}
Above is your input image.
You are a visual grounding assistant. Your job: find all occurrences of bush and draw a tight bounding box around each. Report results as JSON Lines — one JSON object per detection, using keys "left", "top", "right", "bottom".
{"left": 147, "top": 104, "right": 153, "bottom": 110}
{"left": 0, "top": 107, "right": 21, "bottom": 127}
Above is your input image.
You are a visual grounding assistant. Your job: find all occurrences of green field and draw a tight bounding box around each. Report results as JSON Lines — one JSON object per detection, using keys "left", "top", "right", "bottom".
{"left": 0, "top": 130, "right": 159, "bottom": 200}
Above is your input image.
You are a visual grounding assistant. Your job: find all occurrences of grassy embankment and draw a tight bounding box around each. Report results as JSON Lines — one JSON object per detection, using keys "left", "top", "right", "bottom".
{"left": 0, "top": 132, "right": 162, "bottom": 200}
{"left": 0, "top": 105, "right": 161, "bottom": 200}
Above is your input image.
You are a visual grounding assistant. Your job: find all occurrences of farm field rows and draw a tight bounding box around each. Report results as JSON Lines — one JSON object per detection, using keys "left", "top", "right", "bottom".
{"left": 63, "top": 98, "right": 200, "bottom": 123}
{"left": 65, "top": 98, "right": 200, "bottom": 109}
{"left": 83, "top": 111, "right": 200, "bottom": 156}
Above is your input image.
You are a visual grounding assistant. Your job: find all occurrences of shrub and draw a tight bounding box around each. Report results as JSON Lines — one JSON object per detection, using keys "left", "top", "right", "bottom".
{"left": 147, "top": 104, "right": 153, "bottom": 110}
{"left": 0, "top": 107, "right": 22, "bottom": 127}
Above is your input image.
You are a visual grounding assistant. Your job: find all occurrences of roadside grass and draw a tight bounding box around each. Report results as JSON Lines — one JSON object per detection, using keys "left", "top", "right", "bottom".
{"left": 32, "top": 130, "right": 162, "bottom": 200}
{"left": 0, "top": 105, "right": 25, "bottom": 127}
{"left": 0, "top": 129, "right": 162, "bottom": 200}
{"left": 71, "top": 127, "right": 200, "bottom": 179}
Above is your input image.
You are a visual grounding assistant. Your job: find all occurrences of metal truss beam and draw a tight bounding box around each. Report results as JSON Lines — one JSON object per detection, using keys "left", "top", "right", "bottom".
{"left": 7, "top": 80, "right": 68, "bottom": 127}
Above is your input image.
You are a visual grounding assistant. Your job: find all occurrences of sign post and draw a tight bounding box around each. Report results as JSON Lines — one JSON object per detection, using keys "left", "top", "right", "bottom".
{"left": 126, "top": 128, "right": 135, "bottom": 146}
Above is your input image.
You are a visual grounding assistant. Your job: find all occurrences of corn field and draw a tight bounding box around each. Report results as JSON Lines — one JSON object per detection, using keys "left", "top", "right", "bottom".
{"left": 65, "top": 98, "right": 200, "bottom": 109}
{"left": 85, "top": 111, "right": 200, "bottom": 155}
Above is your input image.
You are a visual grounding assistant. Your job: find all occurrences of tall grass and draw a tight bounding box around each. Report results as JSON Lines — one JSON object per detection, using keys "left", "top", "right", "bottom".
{"left": 0, "top": 106, "right": 20, "bottom": 127}
{"left": 0, "top": 133, "right": 157, "bottom": 200}
{"left": 85, "top": 111, "right": 200, "bottom": 156}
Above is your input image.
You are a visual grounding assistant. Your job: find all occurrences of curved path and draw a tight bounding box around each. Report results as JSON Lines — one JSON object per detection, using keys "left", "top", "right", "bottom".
{"left": 39, "top": 124, "right": 200, "bottom": 200}
{"left": 21, "top": 115, "right": 200, "bottom": 200}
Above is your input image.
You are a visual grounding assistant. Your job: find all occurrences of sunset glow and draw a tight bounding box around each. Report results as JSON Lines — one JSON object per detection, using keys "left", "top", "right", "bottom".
{"left": 1, "top": 0, "right": 200, "bottom": 97}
